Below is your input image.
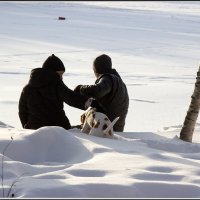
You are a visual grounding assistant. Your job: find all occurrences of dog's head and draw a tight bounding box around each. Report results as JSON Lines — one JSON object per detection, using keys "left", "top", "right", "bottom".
{"left": 80, "top": 107, "right": 96, "bottom": 128}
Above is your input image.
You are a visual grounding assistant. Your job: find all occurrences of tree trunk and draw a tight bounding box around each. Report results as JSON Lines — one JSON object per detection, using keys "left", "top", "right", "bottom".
{"left": 180, "top": 65, "right": 200, "bottom": 142}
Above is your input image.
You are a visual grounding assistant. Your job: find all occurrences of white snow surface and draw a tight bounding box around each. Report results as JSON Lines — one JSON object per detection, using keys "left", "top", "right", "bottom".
{"left": 0, "top": 1, "right": 200, "bottom": 198}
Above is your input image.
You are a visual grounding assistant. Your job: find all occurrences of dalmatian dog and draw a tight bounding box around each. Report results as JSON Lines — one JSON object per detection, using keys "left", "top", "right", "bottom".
{"left": 80, "top": 106, "right": 119, "bottom": 139}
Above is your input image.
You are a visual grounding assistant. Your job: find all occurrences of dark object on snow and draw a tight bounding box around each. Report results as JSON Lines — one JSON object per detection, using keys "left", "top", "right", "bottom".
{"left": 58, "top": 17, "right": 66, "bottom": 20}
{"left": 18, "top": 55, "right": 88, "bottom": 130}
{"left": 180, "top": 65, "right": 200, "bottom": 143}
{"left": 75, "top": 54, "right": 129, "bottom": 132}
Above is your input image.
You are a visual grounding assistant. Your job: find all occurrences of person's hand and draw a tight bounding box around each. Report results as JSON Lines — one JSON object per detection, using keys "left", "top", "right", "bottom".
{"left": 74, "top": 85, "right": 82, "bottom": 93}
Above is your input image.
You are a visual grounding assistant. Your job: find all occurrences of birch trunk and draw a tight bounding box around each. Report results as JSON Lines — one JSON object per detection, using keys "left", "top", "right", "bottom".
{"left": 180, "top": 66, "right": 200, "bottom": 142}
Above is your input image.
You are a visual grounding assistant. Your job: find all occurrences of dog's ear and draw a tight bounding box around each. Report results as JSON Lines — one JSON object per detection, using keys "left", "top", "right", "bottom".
{"left": 81, "top": 113, "right": 86, "bottom": 124}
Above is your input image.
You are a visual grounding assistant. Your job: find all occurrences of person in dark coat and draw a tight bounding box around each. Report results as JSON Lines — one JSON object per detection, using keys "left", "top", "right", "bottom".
{"left": 74, "top": 54, "right": 129, "bottom": 132}
{"left": 18, "top": 54, "right": 89, "bottom": 130}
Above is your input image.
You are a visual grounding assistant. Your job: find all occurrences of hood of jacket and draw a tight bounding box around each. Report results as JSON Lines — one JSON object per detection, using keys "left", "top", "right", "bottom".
{"left": 97, "top": 68, "right": 120, "bottom": 78}
{"left": 95, "top": 68, "right": 121, "bottom": 83}
{"left": 110, "top": 68, "right": 120, "bottom": 78}
{"left": 28, "top": 68, "right": 61, "bottom": 88}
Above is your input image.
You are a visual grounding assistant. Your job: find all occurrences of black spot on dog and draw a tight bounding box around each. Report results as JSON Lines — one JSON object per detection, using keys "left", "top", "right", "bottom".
{"left": 102, "top": 124, "right": 108, "bottom": 130}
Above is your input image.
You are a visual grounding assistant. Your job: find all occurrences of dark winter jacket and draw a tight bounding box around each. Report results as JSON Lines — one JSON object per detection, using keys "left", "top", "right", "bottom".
{"left": 79, "top": 69, "right": 129, "bottom": 131}
{"left": 18, "top": 68, "right": 88, "bottom": 130}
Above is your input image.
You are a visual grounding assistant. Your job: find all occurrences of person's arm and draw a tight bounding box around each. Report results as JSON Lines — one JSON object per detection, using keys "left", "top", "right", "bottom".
{"left": 79, "top": 76, "right": 113, "bottom": 99}
{"left": 57, "top": 81, "right": 89, "bottom": 110}
{"left": 18, "top": 87, "right": 28, "bottom": 128}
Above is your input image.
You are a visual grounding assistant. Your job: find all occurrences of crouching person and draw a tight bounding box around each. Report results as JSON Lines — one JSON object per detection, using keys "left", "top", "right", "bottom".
{"left": 74, "top": 54, "right": 129, "bottom": 132}
{"left": 18, "top": 54, "right": 89, "bottom": 130}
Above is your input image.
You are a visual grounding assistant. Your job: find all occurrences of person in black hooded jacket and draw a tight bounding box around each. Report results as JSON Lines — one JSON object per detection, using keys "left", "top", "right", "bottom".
{"left": 74, "top": 54, "right": 129, "bottom": 132}
{"left": 18, "top": 54, "right": 90, "bottom": 130}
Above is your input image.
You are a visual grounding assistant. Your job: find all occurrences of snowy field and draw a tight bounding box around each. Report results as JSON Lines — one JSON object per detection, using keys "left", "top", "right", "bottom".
{"left": 0, "top": 1, "right": 200, "bottom": 198}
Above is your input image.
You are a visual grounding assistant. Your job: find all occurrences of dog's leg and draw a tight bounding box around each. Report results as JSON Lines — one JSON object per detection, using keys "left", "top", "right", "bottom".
{"left": 81, "top": 113, "right": 96, "bottom": 134}
{"left": 81, "top": 121, "right": 91, "bottom": 134}
{"left": 80, "top": 107, "right": 95, "bottom": 134}
{"left": 89, "top": 120, "right": 102, "bottom": 137}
